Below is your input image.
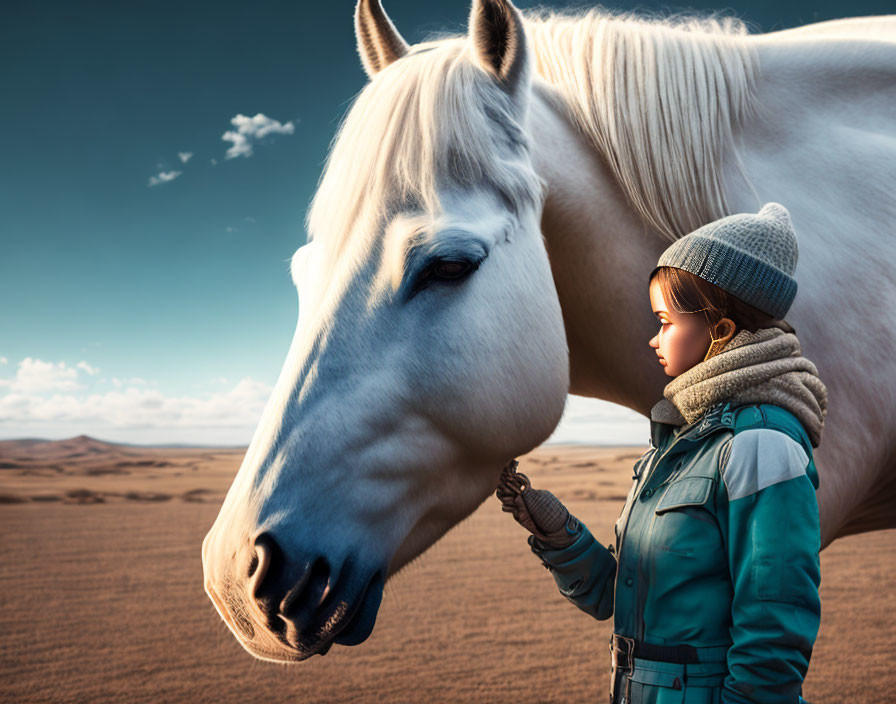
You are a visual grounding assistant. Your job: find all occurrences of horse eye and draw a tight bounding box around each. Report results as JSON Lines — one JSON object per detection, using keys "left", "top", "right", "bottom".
{"left": 431, "top": 260, "right": 472, "bottom": 280}
{"left": 407, "top": 257, "right": 481, "bottom": 300}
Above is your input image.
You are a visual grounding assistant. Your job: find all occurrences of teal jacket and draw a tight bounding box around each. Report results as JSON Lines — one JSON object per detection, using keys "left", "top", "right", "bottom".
{"left": 529, "top": 402, "right": 821, "bottom": 704}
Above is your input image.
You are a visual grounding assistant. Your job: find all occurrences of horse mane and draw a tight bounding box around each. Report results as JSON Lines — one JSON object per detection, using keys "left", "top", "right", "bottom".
{"left": 525, "top": 8, "right": 759, "bottom": 241}
{"left": 307, "top": 6, "right": 758, "bottom": 253}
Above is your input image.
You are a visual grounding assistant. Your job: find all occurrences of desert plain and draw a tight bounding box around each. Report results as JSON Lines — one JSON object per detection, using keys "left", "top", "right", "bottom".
{"left": 0, "top": 435, "right": 893, "bottom": 704}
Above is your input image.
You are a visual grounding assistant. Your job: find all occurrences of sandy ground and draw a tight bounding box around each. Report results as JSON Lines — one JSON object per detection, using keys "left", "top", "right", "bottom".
{"left": 0, "top": 436, "right": 893, "bottom": 704}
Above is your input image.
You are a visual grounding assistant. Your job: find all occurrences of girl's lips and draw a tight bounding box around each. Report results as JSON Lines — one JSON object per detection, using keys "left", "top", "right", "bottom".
{"left": 658, "top": 358, "right": 667, "bottom": 365}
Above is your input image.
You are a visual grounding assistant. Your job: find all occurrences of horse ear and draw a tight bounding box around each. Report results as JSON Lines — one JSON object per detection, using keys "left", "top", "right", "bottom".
{"left": 355, "top": 0, "right": 409, "bottom": 79}
{"left": 468, "top": 0, "right": 529, "bottom": 93}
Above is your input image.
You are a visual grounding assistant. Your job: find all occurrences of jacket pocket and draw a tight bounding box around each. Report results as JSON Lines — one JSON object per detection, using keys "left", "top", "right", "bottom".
{"left": 651, "top": 476, "right": 724, "bottom": 568}
{"left": 629, "top": 662, "right": 686, "bottom": 704}
{"left": 655, "top": 477, "right": 713, "bottom": 514}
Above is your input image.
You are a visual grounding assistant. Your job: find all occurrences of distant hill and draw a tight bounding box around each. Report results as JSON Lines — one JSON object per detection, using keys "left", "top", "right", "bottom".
{"left": 0, "top": 434, "right": 243, "bottom": 506}
{"left": 0, "top": 434, "right": 125, "bottom": 460}
{"left": 0, "top": 435, "right": 245, "bottom": 463}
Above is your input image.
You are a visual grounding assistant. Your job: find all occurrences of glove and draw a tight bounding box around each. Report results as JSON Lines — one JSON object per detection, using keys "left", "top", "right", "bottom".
{"left": 495, "top": 459, "right": 579, "bottom": 548}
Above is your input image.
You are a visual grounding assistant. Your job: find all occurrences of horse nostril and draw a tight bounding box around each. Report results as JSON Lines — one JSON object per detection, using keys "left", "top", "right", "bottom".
{"left": 307, "top": 556, "right": 332, "bottom": 609}
{"left": 280, "top": 555, "right": 330, "bottom": 617}
{"left": 249, "top": 533, "right": 280, "bottom": 599}
{"left": 251, "top": 534, "right": 334, "bottom": 627}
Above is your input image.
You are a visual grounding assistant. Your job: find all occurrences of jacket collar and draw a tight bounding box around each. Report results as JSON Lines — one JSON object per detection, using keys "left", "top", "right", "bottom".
{"left": 649, "top": 401, "right": 735, "bottom": 449}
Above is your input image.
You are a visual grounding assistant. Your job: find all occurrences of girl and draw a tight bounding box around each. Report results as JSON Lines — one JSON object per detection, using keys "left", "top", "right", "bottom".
{"left": 497, "top": 203, "right": 827, "bottom": 704}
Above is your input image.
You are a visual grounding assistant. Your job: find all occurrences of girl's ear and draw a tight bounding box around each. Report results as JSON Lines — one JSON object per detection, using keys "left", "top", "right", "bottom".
{"left": 703, "top": 317, "right": 737, "bottom": 362}
{"left": 714, "top": 318, "right": 737, "bottom": 344}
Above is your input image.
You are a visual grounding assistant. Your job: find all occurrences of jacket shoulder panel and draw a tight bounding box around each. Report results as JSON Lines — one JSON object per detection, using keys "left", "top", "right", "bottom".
{"left": 730, "top": 402, "right": 819, "bottom": 489}
{"left": 721, "top": 427, "right": 810, "bottom": 500}
{"left": 736, "top": 403, "right": 810, "bottom": 445}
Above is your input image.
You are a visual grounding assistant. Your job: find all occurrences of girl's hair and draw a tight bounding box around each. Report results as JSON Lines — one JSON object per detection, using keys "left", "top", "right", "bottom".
{"left": 651, "top": 266, "right": 795, "bottom": 334}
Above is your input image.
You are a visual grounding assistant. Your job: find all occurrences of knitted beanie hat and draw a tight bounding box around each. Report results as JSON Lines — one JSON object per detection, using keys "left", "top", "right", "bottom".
{"left": 649, "top": 203, "right": 798, "bottom": 320}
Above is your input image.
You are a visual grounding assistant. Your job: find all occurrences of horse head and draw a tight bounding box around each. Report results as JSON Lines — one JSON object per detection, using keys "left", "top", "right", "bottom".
{"left": 202, "top": 0, "right": 569, "bottom": 662}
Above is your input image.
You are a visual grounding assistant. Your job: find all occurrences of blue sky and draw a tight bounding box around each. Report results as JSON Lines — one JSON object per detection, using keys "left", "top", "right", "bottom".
{"left": 0, "top": 0, "right": 887, "bottom": 444}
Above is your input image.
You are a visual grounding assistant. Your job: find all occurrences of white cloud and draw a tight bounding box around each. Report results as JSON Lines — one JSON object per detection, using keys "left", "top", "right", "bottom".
{"left": 148, "top": 170, "right": 182, "bottom": 187}
{"left": 210, "top": 158, "right": 218, "bottom": 166}
{"left": 0, "top": 360, "right": 648, "bottom": 447}
{"left": 76, "top": 361, "right": 99, "bottom": 376}
{"left": 0, "top": 358, "right": 84, "bottom": 393}
{"left": 110, "top": 377, "right": 149, "bottom": 388}
{"left": 0, "top": 357, "right": 7, "bottom": 364}
{"left": 178, "top": 151, "right": 194, "bottom": 163}
{"left": 0, "top": 375, "right": 273, "bottom": 444}
{"left": 222, "top": 113, "right": 295, "bottom": 159}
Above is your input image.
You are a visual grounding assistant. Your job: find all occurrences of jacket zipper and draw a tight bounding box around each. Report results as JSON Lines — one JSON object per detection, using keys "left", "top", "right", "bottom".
{"left": 612, "top": 428, "right": 686, "bottom": 637}
{"left": 616, "top": 428, "right": 689, "bottom": 560}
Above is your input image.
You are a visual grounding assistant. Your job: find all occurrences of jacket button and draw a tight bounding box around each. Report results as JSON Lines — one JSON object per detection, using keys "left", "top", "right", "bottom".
{"left": 640, "top": 488, "right": 652, "bottom": 500}
{"left": 625, "top": 577, "right": 634, "bottom": 587}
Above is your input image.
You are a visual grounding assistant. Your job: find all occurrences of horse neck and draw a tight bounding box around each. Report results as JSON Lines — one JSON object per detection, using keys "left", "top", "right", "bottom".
{"left": 528, "top": 84, "right": 670, "bottom": 417}
{"left": 520, "top": 14, "right": 757, "bottom": 415}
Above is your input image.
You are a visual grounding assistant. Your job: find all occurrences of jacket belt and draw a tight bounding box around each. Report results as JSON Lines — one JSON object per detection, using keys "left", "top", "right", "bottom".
{"left": 610, "top": 633, "right": 729, "bottom": 668}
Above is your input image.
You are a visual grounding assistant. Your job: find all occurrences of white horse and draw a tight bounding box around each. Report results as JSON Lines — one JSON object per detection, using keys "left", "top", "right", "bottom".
{"left": 202, "top": 0, "right": 896, "bottom": 662}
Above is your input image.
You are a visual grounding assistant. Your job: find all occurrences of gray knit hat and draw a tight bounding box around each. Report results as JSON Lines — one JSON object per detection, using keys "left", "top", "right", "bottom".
{"left": 649, "top": 202, "right": 798, "bottom": 320}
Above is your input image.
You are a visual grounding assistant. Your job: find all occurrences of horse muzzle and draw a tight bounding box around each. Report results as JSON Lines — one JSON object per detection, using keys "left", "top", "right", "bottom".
{"left": 203, "top": 531, "right": 386, "bottom": 662}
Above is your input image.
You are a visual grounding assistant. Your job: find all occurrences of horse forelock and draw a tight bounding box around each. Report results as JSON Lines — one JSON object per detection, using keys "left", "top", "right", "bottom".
{"left": 306, "top": 37, "right": 543, "bottom": 262}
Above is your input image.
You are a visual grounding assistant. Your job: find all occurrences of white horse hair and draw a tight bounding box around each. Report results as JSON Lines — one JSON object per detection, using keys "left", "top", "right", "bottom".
{"left": 526, "top": 9, "right": 758, "bottom": 240}
{"left": 204, "top": 0, "right": 896, "bottom": 664}
{"left": 312, "top": 8, "right": 757, "bottom": 251}
{"left": 307, "top": 38, "right": 542, "bottom": 261}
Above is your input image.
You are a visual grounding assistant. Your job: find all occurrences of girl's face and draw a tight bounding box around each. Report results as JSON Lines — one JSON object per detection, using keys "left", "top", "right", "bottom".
{"left": 648, "top": 277, "right": 712, "bottom": 377}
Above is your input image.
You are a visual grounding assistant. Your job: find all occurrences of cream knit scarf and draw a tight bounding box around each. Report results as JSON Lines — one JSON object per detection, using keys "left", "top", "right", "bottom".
{"left": 650, "top": 326, "right": 828, "bottom": 448}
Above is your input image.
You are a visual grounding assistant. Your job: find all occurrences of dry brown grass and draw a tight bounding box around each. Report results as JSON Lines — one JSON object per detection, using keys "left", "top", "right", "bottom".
{"left": 0, "top": 438, "right": 892, "bottom": 703}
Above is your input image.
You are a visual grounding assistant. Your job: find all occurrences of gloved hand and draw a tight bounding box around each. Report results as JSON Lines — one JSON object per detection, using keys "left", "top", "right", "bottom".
{"left": 495, "top": 459, "right": 580, "bottom": 548}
